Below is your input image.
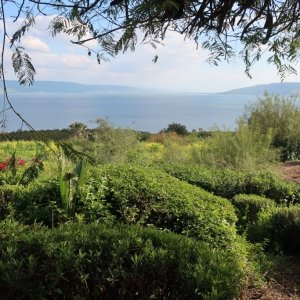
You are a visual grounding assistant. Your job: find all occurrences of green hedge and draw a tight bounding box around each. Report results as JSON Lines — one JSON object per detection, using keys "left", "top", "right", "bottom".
{"left": 0, "top": 221, "right": 245, "bottom": 300}
{"left": 231, "top": 194, "right": 276, "bottom": 234}
{"left": 253, "top": 206, "right": 300, "bottom": 255}
{"left": 160, "top": 163, "right": 300, "bottom": 203}
{"left": 0, "top": 185, "right": 15, "bottom": 219}
{"left": 0, "top": 178, "right": 61, "bottom": 225}
{"left": 1, "top": 164, "right": 238, "bottom": 250}
{"left": 85, "top": 164, "right": 238, "bottom": 249}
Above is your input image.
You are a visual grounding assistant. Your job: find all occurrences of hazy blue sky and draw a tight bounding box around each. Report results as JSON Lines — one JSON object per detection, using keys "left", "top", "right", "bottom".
{"left": 3, "top": 15, "right": 300, "bottom": 93}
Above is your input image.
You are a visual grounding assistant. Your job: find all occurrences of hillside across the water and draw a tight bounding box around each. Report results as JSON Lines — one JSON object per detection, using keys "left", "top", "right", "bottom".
{"left": 221, "top": 82, "right": 300, "bottom": 96}
{"left": 2, "top": 80, "right": 300, "bottom": 96}
{"left": 1, "top": 80, "right": 151, "bottom": 95}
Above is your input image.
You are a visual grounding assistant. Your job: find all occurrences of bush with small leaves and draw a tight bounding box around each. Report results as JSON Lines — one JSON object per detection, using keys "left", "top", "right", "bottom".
{"left": 0, "top": 178, "right": 61, "bottom": 226}
{"left": 0, "top": 185, "right": 17, "bottom": 219}
{"left": 253, "top": 206, "right": 300, "bottom": 255}
{"left": 88, "top": 164, "right": 238, "bottom": 249}
{"left": 0, "top": 221, "right": 246, "bottom": 299}
{"left": 231, "top": 194, "right": 276, "bottom": 234}
{"left": 160, "top": 163, "right": 300, "bottom": 204}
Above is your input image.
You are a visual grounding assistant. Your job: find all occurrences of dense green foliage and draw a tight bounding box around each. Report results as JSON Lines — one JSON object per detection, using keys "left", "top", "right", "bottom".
{"left": 243, "top": 94, "right": 300, "bottom": 160}
{"left": 84, "top": 164, "right": 238, "bottom": 248}
{"left": 194, "top": 122, "right": 276, "bottom": 170}
{"left": 0, "top": 185, "right": 15, "bottom": 220}
{"left": 70, "top": 119, "right": 144, "bottom": 165}
{"left": 0, "top": 163, "right": 239, "bottom": 250}
{"left": 231, "top": 194, "right": 276, "bottom": 234}
{"left": 0, "top": 129, "right": 73, "bottom": 141}
{"left": 0, "top": 221, "right": 245, "bottom": 300}
{"left": 253, "top": 206, "right": 300, "bottom": 255}
{"left": 161, "top": 163, "right": 300, "bottom": 204}
{"left": 162, "top": 122, "right": 189, "bottom": 136}
{"left": 0, "top": 179, "right": 60, "bottom": 226}
{"left": 2, "top": 94, "right": 300, "bottom": 298}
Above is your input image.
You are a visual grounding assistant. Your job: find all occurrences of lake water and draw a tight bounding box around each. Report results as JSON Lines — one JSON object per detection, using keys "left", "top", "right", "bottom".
{"left": 5, "top": 93, "right": 257, "bottom": 132}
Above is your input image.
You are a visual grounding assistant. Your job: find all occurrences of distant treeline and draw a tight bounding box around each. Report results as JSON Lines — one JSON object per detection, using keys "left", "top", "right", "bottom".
{"left": 0, "top": 129, "right": 73, "bottom": 142}
{"left": 0, "top": 128, "right": 151, "bottom": 142}
{"left": 0, "top": 126, "right": 212, "bottom": 142}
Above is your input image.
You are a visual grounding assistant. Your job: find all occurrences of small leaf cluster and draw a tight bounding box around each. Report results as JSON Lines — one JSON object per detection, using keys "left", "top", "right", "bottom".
{"left": 12, "top": 47, "right": 36, "bottom": 86}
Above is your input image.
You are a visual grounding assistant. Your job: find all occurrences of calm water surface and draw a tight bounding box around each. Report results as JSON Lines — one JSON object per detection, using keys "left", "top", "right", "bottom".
{"left": 7, "top": 93, "right": 256, "bottom": 132}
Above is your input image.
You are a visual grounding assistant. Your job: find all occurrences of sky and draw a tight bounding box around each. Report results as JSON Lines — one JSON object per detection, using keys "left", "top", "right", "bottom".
{"left": 2, "top": 13, "right": 300, "bottom": 93}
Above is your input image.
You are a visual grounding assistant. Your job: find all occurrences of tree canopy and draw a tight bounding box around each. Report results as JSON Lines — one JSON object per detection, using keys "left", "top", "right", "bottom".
{"left": 163, "top": 122, "right": 189, "bottom": 135}
{"left": 0, "top": 0, "right": 300, "bottom": 86}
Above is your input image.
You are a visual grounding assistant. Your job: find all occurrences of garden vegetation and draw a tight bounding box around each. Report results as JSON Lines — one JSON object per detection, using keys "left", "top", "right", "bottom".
{"left": 1, "top": 94, "right": 300, "bottom": 298}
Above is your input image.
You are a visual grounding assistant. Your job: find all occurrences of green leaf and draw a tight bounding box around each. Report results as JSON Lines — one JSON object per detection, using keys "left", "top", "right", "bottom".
{"left": 12, "top": 47, "right": 36, "bottom": 86}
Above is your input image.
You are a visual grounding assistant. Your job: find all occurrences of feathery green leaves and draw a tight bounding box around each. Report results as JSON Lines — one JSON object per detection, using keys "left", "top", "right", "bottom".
{"left": 10, "top": 14, "right": 35, "bottom": 47}
{"left": 12, "top": 47, "right": 35, "bottom": 86}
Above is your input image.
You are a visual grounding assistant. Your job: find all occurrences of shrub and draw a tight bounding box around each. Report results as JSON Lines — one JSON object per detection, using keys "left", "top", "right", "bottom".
{"left": 87, "top": 164, "right": 238, "bottom": 248}
{"left": 253, "top": 206, "right": 300, "bottom": 255}
{"left": 0, "top": 185, "right": 18, "bottom": 219}
{"left": 243, "top": 171, "right": 298, "bottom": 203}
{"left": 77, "top": 175, "right": 114, "bottom": 223}
{"left": 160, "top": 163, "right": 300, "bottom": 204}
{"left": 243, "top": 94, "right": 300, "bottom": 160}
{"left": 192, "top": 122, "right": 277, "bottom": 170}
{"left": 231, "top": 194, "right": 276, "bottom": 233}
{"left": 0, "top": 173, "right": 113, "bottom": 227}
{"left": 163, "top": 122, "right": 189, "bottom": 136}
{"left": 0, "top": 154, "right": 44, "bottom": 186}
{"left": 0, "top": 178, "right": 61, "bottom": 226}
{"left": 0, "top": 221, "right": 246, "bottom": 299}
{"left": 160, "top": 163, "right": 244, "bottom": 199}
{"left": 92, "top": 118, "right": 142, "bottom": 164}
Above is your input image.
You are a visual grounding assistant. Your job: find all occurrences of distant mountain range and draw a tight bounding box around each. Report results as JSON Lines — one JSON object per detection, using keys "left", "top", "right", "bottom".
{"left": 221, "top": 82, "right": 300, "bottom": 96}
{"left": 1, "top": 80, "right": 300, "bottom": 96}
{"left": 2, "top": 80, "right": 151, "bottom": 95}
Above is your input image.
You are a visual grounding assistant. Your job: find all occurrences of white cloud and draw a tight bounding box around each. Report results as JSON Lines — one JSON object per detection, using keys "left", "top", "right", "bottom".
{"left": 61, "top": 55, "right": 90, "bottom": 68}
{"left": 21, "top": 36, "right": 50, "bottom": 52}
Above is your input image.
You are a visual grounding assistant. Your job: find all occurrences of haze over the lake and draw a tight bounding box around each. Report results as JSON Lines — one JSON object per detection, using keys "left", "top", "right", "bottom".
{"left": 4, "top": 81, "right": 300, "bottom": 133}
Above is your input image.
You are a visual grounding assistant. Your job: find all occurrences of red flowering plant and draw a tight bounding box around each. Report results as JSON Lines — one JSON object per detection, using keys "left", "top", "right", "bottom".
{"left": 0, "top": 153, "right": 44, "bottom": 185}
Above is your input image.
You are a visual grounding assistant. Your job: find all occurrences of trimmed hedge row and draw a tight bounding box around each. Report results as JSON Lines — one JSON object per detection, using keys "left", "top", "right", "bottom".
{"left": 0, "top": 164, "right": 238, "bottom": 249}
{"left": 0, "top": 221, "right": 245, "bottom": 300}
{"left": 0, "top": 179, "right": 60, "bottom": 226}
{"left": 231, "top": 194, "right": 276, "bottom": 234}
{"left": 253, "top": 206, "right": 300, "bottom": 255}
{"left": 160, "top": 163, "right": 300, "bottom": 203}
{"left": 0, "top": 185, "right": 14, "bottom": 219}
{"left": 87, "top": 164, "right": 238, "bottom": 248}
